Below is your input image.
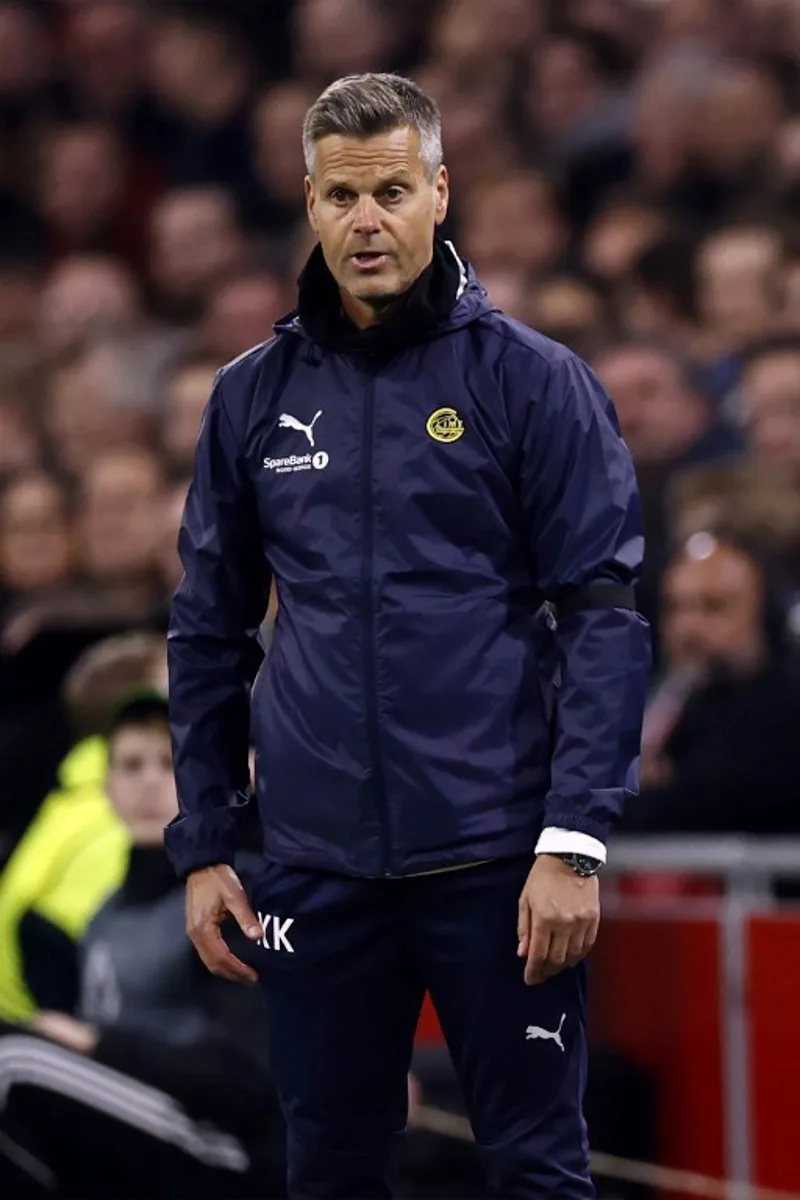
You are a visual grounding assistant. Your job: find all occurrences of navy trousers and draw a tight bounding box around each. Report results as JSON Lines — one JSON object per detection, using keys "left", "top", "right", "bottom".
{"left": 250, "top": 854, "right": 594, "bottom": 1199}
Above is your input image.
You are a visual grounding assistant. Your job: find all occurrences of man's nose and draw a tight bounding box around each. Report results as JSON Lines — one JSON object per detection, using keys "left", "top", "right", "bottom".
{"left": 352, "top": 196, "right": 381, "bottom": 235}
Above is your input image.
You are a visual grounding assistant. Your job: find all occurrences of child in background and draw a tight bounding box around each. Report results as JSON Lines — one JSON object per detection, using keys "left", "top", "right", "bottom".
{"left": 0, "top": 693, "right": 284, "bottom": 1199}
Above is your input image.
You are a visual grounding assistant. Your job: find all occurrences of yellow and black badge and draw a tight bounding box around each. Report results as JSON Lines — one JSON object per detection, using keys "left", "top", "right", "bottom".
{"left": 426, "top": 407, "right": 465, "bottom": 444}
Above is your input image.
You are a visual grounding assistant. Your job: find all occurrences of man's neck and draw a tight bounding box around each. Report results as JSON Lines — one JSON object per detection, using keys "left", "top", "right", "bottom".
{"left": 339, "top": 289, "right": 404, "bottom": 329}
{"left": 338, "top": 251, "right": 435, "bottom": 330}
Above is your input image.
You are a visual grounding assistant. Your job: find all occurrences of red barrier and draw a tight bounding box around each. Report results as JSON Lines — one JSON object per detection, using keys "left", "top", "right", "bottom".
{"left": 589, "top": 914, "right": 725, "bottom": 1195}
{"left": 748, "top": 914, "right": 800, "bottom": 1191}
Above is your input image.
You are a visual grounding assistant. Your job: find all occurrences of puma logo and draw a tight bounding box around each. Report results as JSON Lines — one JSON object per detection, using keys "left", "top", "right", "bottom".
{"left": 278, "top": 410, "right": 323, "bottom": 448}
{"left": 526, "top": 1013, "right": 566, "bottom": 1052}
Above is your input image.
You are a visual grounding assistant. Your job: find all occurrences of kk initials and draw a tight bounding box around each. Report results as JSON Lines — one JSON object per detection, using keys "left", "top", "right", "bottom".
{"left": 256, "top": 912, "right": 295, "bottom": 953}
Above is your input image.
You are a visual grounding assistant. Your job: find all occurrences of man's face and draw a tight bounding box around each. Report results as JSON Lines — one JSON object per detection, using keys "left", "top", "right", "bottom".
{"left": 107, "top": 724, "right": 177, "bottom": 845}
{"left": 305, "top": 127, "right": 448, "bottom": 320}
{"left": 741, "top": 351, "right": 800, "bottom": 473}
{"left": 661, "top": 541, "right": 766, "bottom": 677}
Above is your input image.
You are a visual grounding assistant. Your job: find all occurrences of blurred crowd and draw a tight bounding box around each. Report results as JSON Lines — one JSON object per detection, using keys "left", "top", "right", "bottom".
{"left": 0, "top": 0, "right": 798, "bottom": 1192}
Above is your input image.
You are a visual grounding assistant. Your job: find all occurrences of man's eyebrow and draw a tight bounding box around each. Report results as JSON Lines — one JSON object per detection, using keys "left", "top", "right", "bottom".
{"left": 322, "top": 167, "right": 415, "bottom": 192}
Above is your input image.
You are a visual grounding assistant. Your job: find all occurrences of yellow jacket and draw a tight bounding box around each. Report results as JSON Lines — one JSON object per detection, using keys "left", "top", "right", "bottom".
{"left": 0, "top": 737, "right": 129, "bottom": 1021}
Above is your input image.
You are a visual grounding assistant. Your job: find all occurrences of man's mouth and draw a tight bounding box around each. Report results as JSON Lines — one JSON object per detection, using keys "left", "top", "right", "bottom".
{"left": 351, "top": 251, "right": 389, "bottom": 269}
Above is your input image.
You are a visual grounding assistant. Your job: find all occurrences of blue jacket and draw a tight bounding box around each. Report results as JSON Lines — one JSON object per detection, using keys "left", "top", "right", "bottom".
{"left": 166, "top": 250, "right": 651, "bottom": 879}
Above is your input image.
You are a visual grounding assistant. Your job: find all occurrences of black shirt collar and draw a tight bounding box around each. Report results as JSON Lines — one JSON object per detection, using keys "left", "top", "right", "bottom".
{"left": 296, "top": 237, "right": 462, "bottom": 354}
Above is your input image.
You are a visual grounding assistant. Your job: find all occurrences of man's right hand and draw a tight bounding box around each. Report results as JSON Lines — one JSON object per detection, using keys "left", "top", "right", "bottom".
{"left": 186, "top": 864, "right": 262, "bottom": 985}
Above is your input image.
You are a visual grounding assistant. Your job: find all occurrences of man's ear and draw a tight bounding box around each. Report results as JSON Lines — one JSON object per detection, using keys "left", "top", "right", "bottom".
{"left": 434, "top": 165, "right": 449, "bottom": 227}
{"left": 305, "top": 176, "right": 318, "bottom": 233}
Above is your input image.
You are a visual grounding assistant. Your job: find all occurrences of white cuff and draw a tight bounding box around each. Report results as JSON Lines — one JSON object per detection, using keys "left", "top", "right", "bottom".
{"left": 535, "top": 827, "right": 607, "bottom": 864}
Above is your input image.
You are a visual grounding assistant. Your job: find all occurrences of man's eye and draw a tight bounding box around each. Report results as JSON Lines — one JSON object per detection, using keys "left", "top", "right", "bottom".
{"left": 330, "top": 189, "right": 351, "bottom": 204}
{"left": 384, "top": 187, "right": 404, "bottom": 202}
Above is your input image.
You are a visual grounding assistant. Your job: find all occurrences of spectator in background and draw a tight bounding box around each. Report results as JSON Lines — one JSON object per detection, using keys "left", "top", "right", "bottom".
{"left": 0, "top": 472, "right": 74, "bottom": 639}
{"left": 781, "top": 250, "right": 800, "bottom": 332}
{"left": 694, "top": 222, "right": 785, "bottom": 396}
{"left": 250, "top": 81, "right": 318, "bottom": 239}
{"left": 526, "top": 271, "right": 609, "bottom": 360}
{"left": 619, "top": 231, "right": 699, "bottom": 346}
{"left": 0, "top": 694, "right": 284, "bottom": 1199}
{"left": 155, "top": 479, "right": 190, "bottom": 601}
{"left": 594, "top": 339, "right": 741, "bottom": 475}
{"left": 668, "top": 461, "right": 800, "bottom": 579}
{"left": 459, "top": 170, "right": 568, "bottom": 275}
{"left": 37, "top": 255, "right": 142, "bottom": 357}
{"left": 0, "top": 632, "right": 166, "bottom": 1023}
{"left": 594, "top": 337, "right": 742, "bottom": 653}
{"left": 478, "top": 269, "right": 529, "bottom": 323}
{"left": 148, "top": 186, "right": 248, "bottom": 322}
{"left": 200, "top": 270, "right": 288, "bottom": 363}
{"left": 36, "top": 122, "right": 154, "bottom": 267}
{"left": 692, "top": 60, "right": 785, "bottom": 222}
{"left": 416, "top": 67, "right": 519, "bottom": 195}
{"left": 147, "top": 8, "right": 257, "bottom": 199}
{"left": 159, "top": 356, "right": 218, "bottom": 478}
{"left": 624, "top": 530, "right": 800, "bottom": 834}
{"left": 44, "top": 352, "right": 149, "bottom": 478}
{"left": 582, "top": 198, "right": 666, "bottom": 286}
{"left": 739, "top": 336, "right": 800, "bottom": 479}
{"left": 0, "top": 394, "right": 41, "bottom": 482}
{"left": 78, "top": 447, "right": 165, "bottom": 622}
{"left": 526, "top": 27, "right": 633, "bottom": 230}
{"left": 0, "top": 261, "right": 41, "bottom": 368}
{"left": 292, "top": 0, "right": 401, "bottom": 83}
{"left": 0, "top": 2, "right": 50, "bottom": 101}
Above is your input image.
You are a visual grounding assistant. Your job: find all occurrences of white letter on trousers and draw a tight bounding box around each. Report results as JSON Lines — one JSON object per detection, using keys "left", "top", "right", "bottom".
{"left": 273, "top": 917, "right": 295, "bottom": 953}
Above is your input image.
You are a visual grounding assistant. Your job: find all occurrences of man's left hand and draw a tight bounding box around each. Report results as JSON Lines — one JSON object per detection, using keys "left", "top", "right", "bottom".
{"left": 517, "top": 855, "right": 600, "bottom": 986}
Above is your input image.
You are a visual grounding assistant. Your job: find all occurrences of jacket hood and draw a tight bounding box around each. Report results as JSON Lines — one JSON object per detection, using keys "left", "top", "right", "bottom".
{"left": 274, "top": 238, "right": 494, "bottom": 353}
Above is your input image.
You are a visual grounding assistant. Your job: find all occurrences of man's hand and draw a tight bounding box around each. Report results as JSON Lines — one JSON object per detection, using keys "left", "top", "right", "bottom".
{"left": 31, "top": 1012, "right": 98, "bottom": 1055}
{"left": 517, "top": 855, "right": 600, "bottom": 986}
{"left": 186, "top": 864, "right": 262, "bottom": 985}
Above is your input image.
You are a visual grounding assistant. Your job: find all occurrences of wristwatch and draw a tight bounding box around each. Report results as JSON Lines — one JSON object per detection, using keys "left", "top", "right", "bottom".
{"left": 544, "top": 852, "right": 603, "bottom": 877}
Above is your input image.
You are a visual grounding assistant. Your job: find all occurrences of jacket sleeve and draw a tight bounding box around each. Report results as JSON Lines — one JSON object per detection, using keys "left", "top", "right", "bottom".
{"left": 165, "top": 371, "right": 271, "bottom": 878}
{"left": 518, "top": 350, "right": 652, "bottom": 845}
{"left": 18, "top": 909, "right": 80, "bottom": 1013}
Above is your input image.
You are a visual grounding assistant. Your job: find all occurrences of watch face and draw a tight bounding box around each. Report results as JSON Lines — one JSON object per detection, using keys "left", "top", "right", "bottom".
{"left": 566, "top": 854, "right": 602, "bottom": 876}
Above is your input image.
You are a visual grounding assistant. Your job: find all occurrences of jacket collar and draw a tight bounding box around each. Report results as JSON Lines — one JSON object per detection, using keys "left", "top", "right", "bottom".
{"left": 280, "top": 238, "right": 489, "bottom": 355}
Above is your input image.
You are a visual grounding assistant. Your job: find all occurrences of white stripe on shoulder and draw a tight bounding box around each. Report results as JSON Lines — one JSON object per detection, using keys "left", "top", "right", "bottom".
{"left": 444, "top": 241, "right": 468, "bottom": 300}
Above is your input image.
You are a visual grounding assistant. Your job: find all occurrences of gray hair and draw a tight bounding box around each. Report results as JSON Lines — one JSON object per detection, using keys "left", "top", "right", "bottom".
{"left": 302, "top": 73, "right": 443, "bottom": 180}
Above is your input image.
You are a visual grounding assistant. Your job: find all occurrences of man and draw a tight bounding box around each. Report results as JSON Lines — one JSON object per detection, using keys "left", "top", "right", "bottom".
{"left": 624, "top": 530, "right": 800, "bottom": 833}
{"left": 739, "top": 335, "right": 800, "bottom": 479}
{"left": 167, "top": 73, "right": 651, "bottom": 1199}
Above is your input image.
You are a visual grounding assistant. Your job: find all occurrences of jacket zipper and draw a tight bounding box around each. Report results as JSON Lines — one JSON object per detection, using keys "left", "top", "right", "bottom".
{"left": 361, "top": 365, "right": 393, "bottom": 876}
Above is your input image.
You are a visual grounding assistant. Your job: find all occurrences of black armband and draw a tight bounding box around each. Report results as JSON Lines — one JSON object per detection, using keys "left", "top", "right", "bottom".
{"left": 552, "top": 583, "right": 636, "bottom": 620}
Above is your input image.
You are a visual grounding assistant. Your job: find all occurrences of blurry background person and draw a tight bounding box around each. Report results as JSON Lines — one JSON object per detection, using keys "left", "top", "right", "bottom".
{"left": 622, "top": 531, "right": 800, "bottom": 834}
{"left": 0, "top": 632, "right": 165, "bottom": 1024}
{"left": 0, "top": 693, "right": 284, "bottom": 1199}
